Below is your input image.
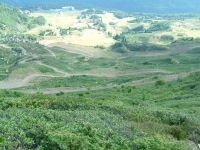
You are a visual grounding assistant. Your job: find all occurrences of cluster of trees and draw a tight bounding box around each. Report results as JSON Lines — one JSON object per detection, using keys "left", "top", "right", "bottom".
{"left": 39, "top": 29, "right": 56, "bottom": 36}
{"left": 79, "top": 9, "right": 107, "bottom": 32}
{"left": 27, "top": 16, "right": 46, "bottom": 29}
{"left": 112, "top": 22, "right": 172, "bottom": 52}
{"left": 125, "top": 22, "right": 171, "bottom": 34}
{"left": 146, "top": 22, "right": 171, "bottom": 33}
{"left": 59, "top": 27, "right": 83, "bottom": 36}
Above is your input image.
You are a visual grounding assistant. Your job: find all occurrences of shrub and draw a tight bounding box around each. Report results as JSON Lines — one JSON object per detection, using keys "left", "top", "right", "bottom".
{"left": 109, "top": 22, "right": 116, "bottom": 26}
{"left": 170, "top": 126, "right": 187, "bottom": 140}
{"left": 131, "top": 25, "right": 145, "bottom": 33}
{"left": 132, "top": 134, "right": 187, "bottom": 150}
{"left": 78, "top": 93, "right": 84, "bottom": 97}
{"left": 126, "top": 44, "right": 167, "bottom": 51}
{"left": 155, "top": 80, "right": 166, "bottom": 86}
{"left": 154, "top": 111, "right": 187, "bottom": 125}
{"left": 33, "top": 16, "right": 46, "bottom": 26}
{"left": 160, "top": 35, "right": 174, "bottom": 42}
{"left": 147, "top": 22, "right": 171, "bottom": 32}
{"left": 94, "top": 45, "right": 105, "bottom": 49}
{"left": 56, "top": 91, "right": 64, "bottom": 96}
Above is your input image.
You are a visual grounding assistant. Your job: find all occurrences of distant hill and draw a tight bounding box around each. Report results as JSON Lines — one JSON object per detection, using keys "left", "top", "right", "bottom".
{"left": 0, "top": 3, "right": 29, "bottom": 33}
{"left": 0, "top": 3, "right": 45, "bottom": 34}
{"left": 1, "top": 0, "right": 200, "bottom": 13}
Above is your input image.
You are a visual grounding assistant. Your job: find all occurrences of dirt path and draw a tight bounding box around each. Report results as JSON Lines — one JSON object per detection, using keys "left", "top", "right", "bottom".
{"left": 0, "top": 56, "right": 172, "bottom": 90}
{"left": 44, "top": 47, "right": 56, "bottom": 57}
{"left": 0, "top": 73, "right": 67, "bottom": 89}
{"left": 0, "top": 74, "right": 40, "bottom": 89}
{"left": 0, "top": 68, "right": 171, "bottom": 89}
{"left": 18, "top": 55, "right": 38, "bottom": 64}
{"left": 36, "top": 61, "right": 171, "bottom": 77}
{"left": 35, "top": 61, "right": 71, "bottom": 77}
{"left": 17, "top": 71, "right": 192, "bottom": 94}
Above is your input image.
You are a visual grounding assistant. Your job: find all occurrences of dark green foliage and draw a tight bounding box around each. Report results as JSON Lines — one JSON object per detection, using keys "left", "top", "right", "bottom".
{"left": 126, "top": 44, "right": 167, "bottom": 51}
{"left": 131, "top": 25, "right": 145, "bottom": 33}
{"left": 160, "top": 35, "right": 174, "bottom": 42}
{"left": 155, "top": 80, "right": 166, "bottom": 86}
{"left": 59, "top": 28, "right": 69, "bottom": 36}
{"left": 111, "top": 22, "right": 171, "bottom": 52}
{"left": 11, "top": 47, "right": 22, "bottom": 54}
{"left": 94, "top": 45, "right": 105, "bottom": 49}
{"left": 90, "top": 14, "right": 101, "bottom": 20}
{"left": 56, "top": 91, "right": 64, "bottom": 96}
{"left": 39, "top": 29, "right": 56, "bottom": 36}
{"left": 109, "top": 22, "right": 116, "bottom": 26}
{"left": 27, "top": 16, "right": 46, "bottom": 29}
{"left": 112, "top": 42, "right": 167, "bottom": 52}
{"left": 170, "top": 126, "right": 187, "bottom": 140}
{"left": 39, "top": 30, "right": 45, "bottom": 36}
{"left": 78, "top": 93, "right": 84, "bottom": 97}
{"left": 146, "top": 22, "right": 171, "bottom": 33}
{"left": 32, "top": 16, "right": 46, "bottom": 25}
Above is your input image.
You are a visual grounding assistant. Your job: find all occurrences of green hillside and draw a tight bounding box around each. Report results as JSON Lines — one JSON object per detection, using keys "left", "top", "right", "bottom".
{"left": 0, "top": 3, "right": 45, "bottom": 34}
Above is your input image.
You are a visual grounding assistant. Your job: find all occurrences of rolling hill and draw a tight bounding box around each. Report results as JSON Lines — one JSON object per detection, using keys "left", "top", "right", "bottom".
{"left": 0, "top": 3, "right": 46, "bottom": 34}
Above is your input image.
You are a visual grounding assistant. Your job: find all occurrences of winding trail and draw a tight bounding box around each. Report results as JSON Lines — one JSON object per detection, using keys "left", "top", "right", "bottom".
{"left": 35, "top": 61, "right": 71, "bottom": 77}
{"left": 16, "top": 71, "right": 193, "bottom": 94}
{"left": 1, "top": 42, "right": 199, "bottom": 92}
{"left": 0, "top": 68, "right": 171, "bottom": 90}
{"left": 44, "top": 47, "right": 56, "bottom": 57}
{"left": 0, "top": 74, "right": 64, "bottom": 89}
{"left": 35, "top": 61, "right": 171, "bottom": 77}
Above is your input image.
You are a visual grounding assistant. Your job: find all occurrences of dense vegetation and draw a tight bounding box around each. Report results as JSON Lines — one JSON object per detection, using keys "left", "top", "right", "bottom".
{"left": 1, "top": 72, "right": 200, "bottom": 149}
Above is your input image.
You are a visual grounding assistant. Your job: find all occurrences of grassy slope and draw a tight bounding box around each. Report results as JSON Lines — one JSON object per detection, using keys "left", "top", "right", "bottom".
{"left": 0, "top": 4, "right": 47, "bottom": 81}
{"left": 0, "top": 3, "right": 32, "bottom": 34}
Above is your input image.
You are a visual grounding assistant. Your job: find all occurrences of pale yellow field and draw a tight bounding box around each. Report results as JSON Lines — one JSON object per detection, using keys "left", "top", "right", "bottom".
{"left": 98, "top": 12, "right": 135, "bottom": 34}
{"left": 171, "top": 19, "right": 200, "bottom": 38}
{"left": 29, "top": 10, "right": 137, "bottom": 47}
{"left": 28, "top": 9, "right": 200, "bottom": 48}
{"left": 39, "top": 29, "right": 115, "bottom": 46}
